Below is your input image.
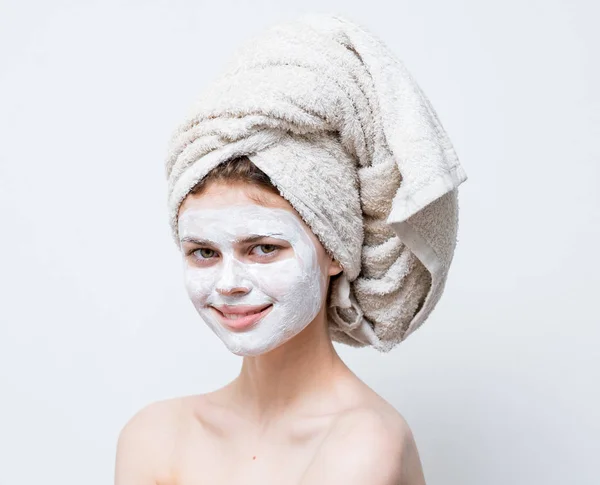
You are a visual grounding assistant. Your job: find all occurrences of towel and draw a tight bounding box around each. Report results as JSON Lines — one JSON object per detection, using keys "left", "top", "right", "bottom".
{"left": 165, "top": 13, "right": 468, "bottom": 352}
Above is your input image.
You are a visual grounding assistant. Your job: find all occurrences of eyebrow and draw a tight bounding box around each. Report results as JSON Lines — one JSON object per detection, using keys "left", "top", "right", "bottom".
{"left": 180, "top": 233, "right": 287, "bottom": 246}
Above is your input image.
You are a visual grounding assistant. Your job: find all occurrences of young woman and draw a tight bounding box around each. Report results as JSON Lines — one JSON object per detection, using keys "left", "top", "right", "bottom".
{"left": 115, "top": 12, "right": 465, "bottom": 485}
{"left": 115, "top": 157, "right": 427, "bottom": 485}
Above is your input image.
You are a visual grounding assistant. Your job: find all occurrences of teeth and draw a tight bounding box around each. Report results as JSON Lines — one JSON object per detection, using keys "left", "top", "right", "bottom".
{"left": 223, "top": 311, "right": 260, "bottom": 319}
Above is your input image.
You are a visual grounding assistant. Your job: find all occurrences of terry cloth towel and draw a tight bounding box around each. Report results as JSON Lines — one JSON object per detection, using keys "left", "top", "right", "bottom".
{"left": 165, "top": 13, "right": 468, "bottom": 352}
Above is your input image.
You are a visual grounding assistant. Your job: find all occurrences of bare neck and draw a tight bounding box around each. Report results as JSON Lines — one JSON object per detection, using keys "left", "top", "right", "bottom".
{"left": 227, "top": 309, "right": 358, "bottom": 426}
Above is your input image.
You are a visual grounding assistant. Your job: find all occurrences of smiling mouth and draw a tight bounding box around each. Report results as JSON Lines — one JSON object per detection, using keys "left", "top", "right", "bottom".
{"left": 210, "top": 304, "right": 273, "bottom": 331}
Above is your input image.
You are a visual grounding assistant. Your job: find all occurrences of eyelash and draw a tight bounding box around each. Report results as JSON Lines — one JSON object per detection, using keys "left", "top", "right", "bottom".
{"left": 189, "top": 244, "right": 282, "bottom": 261}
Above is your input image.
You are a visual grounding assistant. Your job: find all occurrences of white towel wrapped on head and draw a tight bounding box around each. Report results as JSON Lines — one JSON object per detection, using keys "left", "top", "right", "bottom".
{"left": 165, "top": 13, "right": 468, "bottom": 352}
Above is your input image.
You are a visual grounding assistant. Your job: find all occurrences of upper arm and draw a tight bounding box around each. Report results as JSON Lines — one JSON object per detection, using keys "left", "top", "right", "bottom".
{"left": 300, "top": 410, "right": 425, "bottom": 485}
{"left": 114, "top": 400, "right": 180, "bottom": 485}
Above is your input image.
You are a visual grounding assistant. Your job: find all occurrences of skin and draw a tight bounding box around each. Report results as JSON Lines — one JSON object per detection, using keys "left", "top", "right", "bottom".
{"left": 178, "top": 204, "right": 327, "bottom": 356}
{"left": 114, "top": 181, "right": 427, "bottom": 485}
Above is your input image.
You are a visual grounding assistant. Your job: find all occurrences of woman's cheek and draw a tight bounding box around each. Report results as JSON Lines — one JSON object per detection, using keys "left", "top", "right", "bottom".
{"left": 248, "top": 259, "right": 302, "bottom": 298}
{"left": 184, "top": 266, "right": 215, "bottom": 304}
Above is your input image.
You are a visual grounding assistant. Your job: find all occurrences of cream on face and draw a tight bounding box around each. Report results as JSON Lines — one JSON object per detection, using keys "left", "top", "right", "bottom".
{"left": 178, "top": 204, "right": 326, "bottom": 356}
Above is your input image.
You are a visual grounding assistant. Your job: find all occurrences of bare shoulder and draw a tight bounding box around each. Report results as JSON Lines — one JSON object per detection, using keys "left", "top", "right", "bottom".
{"left": 114, "top": 396, "right": 196, "bottom": 485}
{"left": 300, "top": 406, "right": 426, "bottom": 485}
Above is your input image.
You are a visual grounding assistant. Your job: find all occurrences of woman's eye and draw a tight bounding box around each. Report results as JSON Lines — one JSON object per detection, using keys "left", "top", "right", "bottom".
{"left": 252, "top": 244, "right": 279, "bottom": 256}
{"left": 193, "top": 248, "right": 217, "bottom": 259}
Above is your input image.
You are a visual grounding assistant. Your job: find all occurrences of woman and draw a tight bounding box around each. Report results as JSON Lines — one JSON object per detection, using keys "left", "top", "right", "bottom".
{"left": 115, "top": 13, "right": 466, "bottom": 485}
{"left": 115, "top": 156, "right": 427, "bottom": 484}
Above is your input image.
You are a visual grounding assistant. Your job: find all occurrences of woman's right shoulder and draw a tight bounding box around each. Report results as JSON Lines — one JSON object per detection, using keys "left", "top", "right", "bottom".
{"left": 115, "top": 394, "right": 210, "bottom": 484}
{"left": 119, "top": 393, "right": 210, "bottom": 436}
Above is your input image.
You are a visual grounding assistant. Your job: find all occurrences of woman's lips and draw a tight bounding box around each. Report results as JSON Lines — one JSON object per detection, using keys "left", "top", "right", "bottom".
{"left": 210, "top": 304, "right": 273, "bottom": 331}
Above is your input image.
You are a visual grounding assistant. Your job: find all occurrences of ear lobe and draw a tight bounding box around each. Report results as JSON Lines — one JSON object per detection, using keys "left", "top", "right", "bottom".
{"left": 328, "top": 259, "right": 343, "bottom": 276}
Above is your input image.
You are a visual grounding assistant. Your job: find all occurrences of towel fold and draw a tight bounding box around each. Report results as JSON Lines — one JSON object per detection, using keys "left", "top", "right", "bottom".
{"left": 165, "top": 13, "right": 468, "bottom": 352}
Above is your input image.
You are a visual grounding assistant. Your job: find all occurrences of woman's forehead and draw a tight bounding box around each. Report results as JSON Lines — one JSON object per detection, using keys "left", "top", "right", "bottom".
{"left": 177, "top": 183, "right": 323, "bottom": 252}
{"left": 178, "top": 204, "right": 306, "bottom": 237}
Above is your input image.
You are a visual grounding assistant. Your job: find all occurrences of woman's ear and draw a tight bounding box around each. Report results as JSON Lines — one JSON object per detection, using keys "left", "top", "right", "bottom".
{"left": 328, "top": 258, "right": 343, "bottom": 276}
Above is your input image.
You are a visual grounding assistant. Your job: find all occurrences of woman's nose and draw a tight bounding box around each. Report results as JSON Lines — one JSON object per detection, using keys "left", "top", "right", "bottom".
{"left": 217, "top": 286, "right": 250, "bottom": 296}
{"left": 216, "top": 285, "right": 250, "bottom": 296}
{"left": 215, "top": 259, "right": 251, "bottom": 296}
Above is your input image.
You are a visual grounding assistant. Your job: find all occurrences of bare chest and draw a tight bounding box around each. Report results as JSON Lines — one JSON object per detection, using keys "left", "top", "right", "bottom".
{"left": 168, "top": 418, "right": 333, "bottom": 485}
{"left": 171, "top": 440, "right": 318, "bottom": 484}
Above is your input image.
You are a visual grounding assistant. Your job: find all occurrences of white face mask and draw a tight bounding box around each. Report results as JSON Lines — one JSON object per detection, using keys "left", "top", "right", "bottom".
{"left": 178, "top": 204, "right": 326, "bottom": 356}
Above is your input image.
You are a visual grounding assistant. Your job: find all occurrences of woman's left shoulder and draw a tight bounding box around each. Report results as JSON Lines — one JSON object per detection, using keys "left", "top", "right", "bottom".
{"left": 301, "top": 404, "right": 426, "bottom": 484}
{"left": 333, "top": 404, "right": 415, "bottom": 450}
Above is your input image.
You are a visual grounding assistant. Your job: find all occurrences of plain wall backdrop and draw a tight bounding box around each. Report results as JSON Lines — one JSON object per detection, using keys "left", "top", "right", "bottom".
{"left": 1, "top": 1, "right": 598, "bottom": 484}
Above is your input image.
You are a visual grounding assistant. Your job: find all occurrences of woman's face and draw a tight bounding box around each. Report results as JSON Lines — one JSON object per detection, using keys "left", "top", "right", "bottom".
{"left": 177, "top": 181, "right": 340, "bottom": 356}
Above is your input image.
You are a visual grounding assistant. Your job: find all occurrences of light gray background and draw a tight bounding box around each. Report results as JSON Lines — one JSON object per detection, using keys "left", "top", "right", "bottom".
{"left": 1, "top": 1, "right": 598, "bottom": 484}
